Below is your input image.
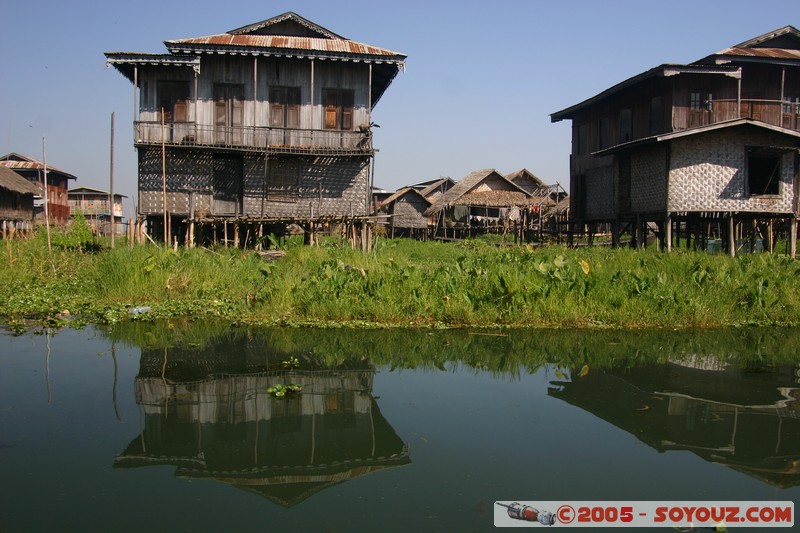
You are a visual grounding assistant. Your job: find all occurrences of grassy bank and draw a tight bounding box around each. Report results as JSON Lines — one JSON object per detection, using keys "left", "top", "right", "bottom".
{"left": 2, "top": 228, "right": 800, "bottom": 329}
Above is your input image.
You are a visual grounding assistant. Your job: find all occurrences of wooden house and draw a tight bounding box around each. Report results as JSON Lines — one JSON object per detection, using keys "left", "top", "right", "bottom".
{"left": 67, "top": 186, "right": 127, "bottom": 235}
{"left": 551, "top": 25, "right": 800, "bottom": 255}
{"left": 379, "top": 187, "right": 432, "bottom": 238}
{"left": 0, "top": 165, "right": 38, "bottom": 236}
{"left": 0, "top": 152, "right": 75, "bottom": 226}
{"left": 105, "top": 12, "right": 406, "bottom": 247}
{"left": 424, "top": 169, "right": 534, "bottom": 238}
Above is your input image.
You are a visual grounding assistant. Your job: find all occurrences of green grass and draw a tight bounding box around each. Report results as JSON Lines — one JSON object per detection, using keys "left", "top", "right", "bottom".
{"left": 2, "top": 230, "right": 800, "bottom": 329}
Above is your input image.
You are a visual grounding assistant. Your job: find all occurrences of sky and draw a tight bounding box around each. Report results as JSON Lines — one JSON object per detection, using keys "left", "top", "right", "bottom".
{"left": 2, "top": 0, "right": 798, "bottom": 218}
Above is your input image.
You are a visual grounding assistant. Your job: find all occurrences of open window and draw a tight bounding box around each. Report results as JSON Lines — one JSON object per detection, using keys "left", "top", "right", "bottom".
{"left": 747, "top": 147, "right": 782, "bottom": 196}
{"left": 157, "top": 81, "right": 190, "bottom": 122}
{"left": 323, "top": 89, "right": 354, "bottom": 130}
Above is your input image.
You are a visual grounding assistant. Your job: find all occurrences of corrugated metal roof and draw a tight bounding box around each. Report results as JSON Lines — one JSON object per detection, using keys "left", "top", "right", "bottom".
{"left": 0, "top": 159, "right": 78, "bottom": 180}
{"left": 716, "top": 47, "right": 800, "bottom": 60}
{"left": 165, "top": 34, "right": 406, "bottom": 61}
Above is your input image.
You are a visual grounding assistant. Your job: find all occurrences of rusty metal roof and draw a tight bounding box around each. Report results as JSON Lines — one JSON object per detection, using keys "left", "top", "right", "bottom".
{"left": 0, "top": 158, "right": 78, "bottom": 180}
{"left": 716, "top": 47, "right": 800, "bottom": 60}
{"left": 165, "top": 34, "right": 406, "bottom": 63}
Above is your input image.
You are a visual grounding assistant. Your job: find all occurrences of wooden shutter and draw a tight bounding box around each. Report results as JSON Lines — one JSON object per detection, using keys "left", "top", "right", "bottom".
{"left": 270, "top": 88, "right": 285, "bottom": 128}
{"left": 231, "top": 85, "right": 243, "bottom": 127}
{"left": 324, "top": 90, "right": 339, "bottom": 129}
{"left": 214, "top": 85, "right": 226, "bottom": 126}
{"left": 341, "top": 91, "right": 354, "bottom": 131}
{"left": 287, "top": 88, "right": 300, "bottom": 128}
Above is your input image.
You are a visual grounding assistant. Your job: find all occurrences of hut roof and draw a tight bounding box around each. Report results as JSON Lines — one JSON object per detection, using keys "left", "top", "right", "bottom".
{"left": 69, "top": 186, "right": 127, "bottom": 198}
{"left": 424, "top": 169, "right": 531, "bottom": 216}
{"left": 0, "top": 165, "right": 39, "bottom": 195}
{"left": 380, "top": 187, "right": 431, "bottom": 208}
{"left": 418, "top": 178, "right": 455, "bottom": 199}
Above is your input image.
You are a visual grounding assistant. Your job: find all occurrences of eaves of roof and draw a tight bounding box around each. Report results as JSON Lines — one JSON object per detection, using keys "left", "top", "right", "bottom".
{"left": 0, "top": 159, "right": 78, "bottom": 180}
{"left": 592, "top": 119, "right": 800, "bottom": 157}
{"left": 164, "top": 34, "right": 406, "bottom": 65}
{"left": 550, "top": 64, "right": 740, "bottom": 122}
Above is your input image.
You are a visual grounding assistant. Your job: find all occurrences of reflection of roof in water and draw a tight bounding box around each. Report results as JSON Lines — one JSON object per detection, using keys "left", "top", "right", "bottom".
{"left": 548, "top": 361, "right": 800, "bottom": 488}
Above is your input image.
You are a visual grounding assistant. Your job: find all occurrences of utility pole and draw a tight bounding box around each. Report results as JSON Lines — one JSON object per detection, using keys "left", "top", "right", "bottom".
{"left": 42, "top": 136, "right": 52, "bottom": 253}
{"left": 109, "top": 112, "right": 115, "bottom": 248}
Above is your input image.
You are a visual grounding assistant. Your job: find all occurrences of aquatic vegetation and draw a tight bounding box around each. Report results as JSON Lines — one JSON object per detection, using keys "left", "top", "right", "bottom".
{"left": 2, "top": 233, "right": 800, "bottom": 329}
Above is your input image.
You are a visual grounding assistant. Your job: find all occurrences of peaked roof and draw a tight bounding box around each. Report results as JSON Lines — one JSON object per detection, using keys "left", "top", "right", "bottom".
{"left": 731, "top": 25, "right": 800, "bottom": 49}
{"left": 380, "top": 187, "right": 432, "bottom": 208}
{"left": 552, "top": 25, "right": 799, "bottom": 122}
{"left": 0, "top": 165, "right": 39, "bottom": 195}
{"left": 229, "top": 11, "right": 345, "bottom": 39}
{"left": 424, "top": 169, "right": 531, "bottom": 216}
{"left": 106, "top": 12, "right": 406, "bottom": 106}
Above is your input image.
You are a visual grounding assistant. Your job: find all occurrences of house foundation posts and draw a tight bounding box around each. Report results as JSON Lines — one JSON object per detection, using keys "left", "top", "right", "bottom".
{"left": 727, "top": 212, "right": 736, "bottom": 258}
{"left": 790, "top": 216, "right": 797, "bottom": 259}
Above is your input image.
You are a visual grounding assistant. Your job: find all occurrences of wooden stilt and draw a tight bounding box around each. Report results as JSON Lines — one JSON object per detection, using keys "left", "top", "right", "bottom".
{"left": 728, "top": 212, "right": 736, "bottom": 258}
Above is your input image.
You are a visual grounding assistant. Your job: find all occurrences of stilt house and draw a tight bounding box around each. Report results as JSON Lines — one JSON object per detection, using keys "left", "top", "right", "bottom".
{"left": 105, "top": 12, "right": 406, "bottom": 245}
{"left": 0, "top": 165, "right": 38, "bottom": 234}
{"left": 424, "top": 169, "right": 534, "bottom": 238}
{"left": 0, "top": 153, "right": 76, "bottom": 226}
{"left": 379, "top": 187, "right": 432, "bottom": 237}
{"left": 551, "top": 26, "right": 800, "bottom": 255}
{"left": 67, "top": 186, "right": 127, "bottom": 235}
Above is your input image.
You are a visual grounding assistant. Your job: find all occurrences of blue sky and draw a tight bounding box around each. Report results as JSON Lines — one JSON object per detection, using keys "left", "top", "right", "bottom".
{"left": 1, "top": 0, "right": 798, "bottom": 217}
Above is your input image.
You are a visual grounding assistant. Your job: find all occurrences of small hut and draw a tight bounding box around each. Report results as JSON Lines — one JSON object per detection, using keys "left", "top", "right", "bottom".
{"left": 0, "top": 165, "right": 39, "bottom": 237}
{"left": 424, "top": 169, "right": 532, "bottom": 239}
{"left": 379, "top": 187, "right": 432, "bottom": 238}
{"left": 409, "top": 177, "right": 455, "bottom": 204}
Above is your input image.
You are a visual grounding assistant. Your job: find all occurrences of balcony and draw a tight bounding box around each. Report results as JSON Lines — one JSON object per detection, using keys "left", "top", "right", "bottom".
{"left": 133, "top": 122, "right": 374, "bottom": 155}
{"left": 692, "top": 98, "right": 800, "bottom": 130}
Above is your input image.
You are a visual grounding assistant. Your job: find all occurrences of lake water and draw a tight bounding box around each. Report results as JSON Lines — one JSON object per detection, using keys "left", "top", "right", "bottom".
{"left": 1, "top": 323, "right": 798, "bottom": 532}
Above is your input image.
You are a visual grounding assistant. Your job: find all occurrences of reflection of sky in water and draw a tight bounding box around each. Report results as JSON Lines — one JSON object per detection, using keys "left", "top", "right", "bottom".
{"left": 1, "top": 325, "right": 798, "bottom": 532}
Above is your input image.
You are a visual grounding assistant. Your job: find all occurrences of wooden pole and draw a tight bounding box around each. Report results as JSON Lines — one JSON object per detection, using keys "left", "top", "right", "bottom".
{"left": 665, "top": 213, "right": 672, "bottom": 252}
{"left": 728, "top": 212, "right": 736, "bottom": 257}
{"left": 790, "top": 217, "right": 797, "bottom": 259}
{"left": 161, "top": 107, "right": 167, "bottom": 244}
{"left": 42, "top": 136, "right": 52, "bottom": 254}
{"left": 109, "top": 112, "right": 116, "bottom": 248}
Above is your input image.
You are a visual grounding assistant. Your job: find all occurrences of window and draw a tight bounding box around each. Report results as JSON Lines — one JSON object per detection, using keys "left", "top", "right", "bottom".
{"left": 268, "top": 157, "right": 300, "bottom": 202}
{"left": 689, "top": 91, "right": 713, "bottom": 127}
{"left": 323, "top": 89, "right": 354, "bottom": 130}
{"left": 747, "top": 148, "right": 782, "bottom": 196}
{"left": 270, "top": 87, "right": 301, "bottom": 128}
{"left": 782, "top": 96, "right": 800, "bottom": 130}
{"left": 619, "top": 109, "right": 632, "bottom": 143}
{"left": 157, "top": 81, "right": 190, "bottom": 122}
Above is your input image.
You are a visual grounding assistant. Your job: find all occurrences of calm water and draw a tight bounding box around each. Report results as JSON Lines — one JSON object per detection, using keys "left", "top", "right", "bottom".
{"left": 1, "top": 323, "right": 798, "bottom": 532}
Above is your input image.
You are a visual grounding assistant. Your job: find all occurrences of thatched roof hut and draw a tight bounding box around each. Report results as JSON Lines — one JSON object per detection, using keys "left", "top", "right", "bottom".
{"left": 380, "top": 187, "right": 432, "bottom": 230}
{"left": 0, "top": 165, "right": 39, "bottom": 224}
{"left": 424, "top": 169, "right": 531, "bottom": 217}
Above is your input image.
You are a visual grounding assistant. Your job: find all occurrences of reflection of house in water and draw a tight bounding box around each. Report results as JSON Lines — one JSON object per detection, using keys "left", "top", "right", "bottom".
{"left": 548, "top": 359, "right": 800, "bottom": 488}
{"left": 115, "top": 349, "right": 409, "bottom": 507}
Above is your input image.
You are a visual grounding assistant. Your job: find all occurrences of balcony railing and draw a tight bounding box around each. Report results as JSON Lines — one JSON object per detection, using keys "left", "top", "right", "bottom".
{"left": 134, "top": 122, "right": 373, "bottom": 155}
{"left": 697, "top": 98, "right": 800, "bottom": 130}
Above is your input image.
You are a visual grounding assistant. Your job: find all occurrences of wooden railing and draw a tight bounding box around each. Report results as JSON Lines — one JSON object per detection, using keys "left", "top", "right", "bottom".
{"left": 703, "top": 98, "right": 800, "bottom": 130}
{"left": 133, "top": 122, "right": 373, "bottom": 154}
